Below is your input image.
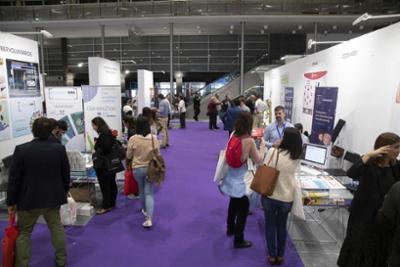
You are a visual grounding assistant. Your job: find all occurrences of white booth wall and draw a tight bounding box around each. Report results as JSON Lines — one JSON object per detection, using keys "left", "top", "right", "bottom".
{"left": 0, "top": 33, "right": 42, "bottom": 160}
{"left": 264, "top": 22, "right": 400, "bottom": 155}
{"left": 137, "top": 69, "right": 153, "bottom": 113}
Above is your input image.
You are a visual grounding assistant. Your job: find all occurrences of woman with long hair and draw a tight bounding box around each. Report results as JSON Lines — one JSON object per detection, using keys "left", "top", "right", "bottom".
{"left": 262, "top": 127, "right": 303, "bottom": 265}
{"left": 126, "top": 115, "right": 160, "bottom": 228}
{"left": 338, "top": 132, "right": 400, "bottom": 267}
{"left": 122, "top": 115, "right": 136, "bottom": 140}
{"left": 91, "top": 116, "right": 118, "bottom": 215}
{"left": 219, "top": 112, "right": 266, "bottom": 248}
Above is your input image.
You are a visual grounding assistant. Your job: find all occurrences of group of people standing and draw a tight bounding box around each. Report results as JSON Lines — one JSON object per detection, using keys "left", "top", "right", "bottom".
{"left": 218, "top": 103, "right": 400, "bottom": 267}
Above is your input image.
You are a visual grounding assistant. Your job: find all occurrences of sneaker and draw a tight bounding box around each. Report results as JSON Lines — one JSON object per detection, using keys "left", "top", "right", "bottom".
{"left": 127, "top": 194, "right": 138, "bottom": 199}
{"left": 142, "top": 218, "right": 152, "bottom": 228}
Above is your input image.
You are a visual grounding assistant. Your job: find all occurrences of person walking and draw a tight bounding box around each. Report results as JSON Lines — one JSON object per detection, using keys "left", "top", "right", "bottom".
{"left": 7, "top": 117, "right": 70, "bottom": 267}
{"left": 207, "top": 95, "right": 220, "bottom": 130}
{"left": 126, "top": 115, "right": 160, "bottom": 228}
{"left": 92, "top": 117, "right": 119, "bottom": 215}
{"left": 158, "top": 94, "right": 170, "bottom": 148}
{"left": 178, "top": 95, "right": 186, "bottom": 128}
{"left": 193, "top": 92, "right": 201, "bottom": 121}
{"left": 261, "top": 127, "right": 303, "bottom": 265}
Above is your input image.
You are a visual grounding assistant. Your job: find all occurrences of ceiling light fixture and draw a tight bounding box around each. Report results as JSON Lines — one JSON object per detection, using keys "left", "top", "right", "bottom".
{"left": 292, "top": 30, "right": 296, "bottom": 34}
{"left": 5, "top": 29, "right": 53, "bottom": 38}
{"left": 125, "top": 70, "right": 130, "bottom": 74}
{"left": 298, "top": 25, "right": 303, "bottom": 30}
{"left": 229, "top": 30, "right": 234, "bottom": 34}
{"left": 352, "top": 12, "right": 400, "bottom": 26}
{"left": 77, "top": 62, "right": 84, "bottom": 67}
{"left": 307, "top": 39, "right": 344, "bottom": 50}
{"left": 263, "top": 25, "right": 268, "bottom": 30}
{"left": 260, "top": 29, "right": 265, "bottom": 34}
{"left": 332, "top": 25, "right": 337, "bottom": 30}
{"left": 131, "top": 60, "right": 136, "bottom": 64}
{"left": 230, "top": 25, "right": 235, "bottom": 30}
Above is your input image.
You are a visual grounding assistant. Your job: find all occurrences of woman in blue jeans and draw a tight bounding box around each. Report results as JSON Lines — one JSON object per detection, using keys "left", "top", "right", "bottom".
{"left": 262, "top": 127, "right": 302, "bottom": 265}
{"left": 126, "top": 115, "right": 160, "bottom": 228}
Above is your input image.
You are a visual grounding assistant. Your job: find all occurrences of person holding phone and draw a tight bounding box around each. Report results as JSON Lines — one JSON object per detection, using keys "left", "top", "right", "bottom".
{"left": 338, "top": 132, "right": 400, "bottom": 267}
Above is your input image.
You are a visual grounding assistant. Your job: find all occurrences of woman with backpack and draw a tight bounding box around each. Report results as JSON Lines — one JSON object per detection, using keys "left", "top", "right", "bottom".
{"left": 126, "top": 115, "right": 161, "bottom": 228}
{"left": 219, "top": 112, "right": 266, "bottom": 248}
{"left": 262, "top": 127, "right": 303, "bottom": 265}
{"left": 92, "top": 117, "right": 119, "bottom": 215}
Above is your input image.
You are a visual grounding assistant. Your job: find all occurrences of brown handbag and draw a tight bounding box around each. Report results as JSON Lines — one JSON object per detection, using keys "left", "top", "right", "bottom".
{"left": 250, "top": 148, "right": 280, "bottom": 196}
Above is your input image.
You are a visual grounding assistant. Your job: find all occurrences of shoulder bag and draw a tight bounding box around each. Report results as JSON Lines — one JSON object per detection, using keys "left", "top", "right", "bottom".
{"left": 147, "top": 136, "right": 166, "bottom": 185}
{"left": 250, "top": 148, "right": 280, "bottom": 196}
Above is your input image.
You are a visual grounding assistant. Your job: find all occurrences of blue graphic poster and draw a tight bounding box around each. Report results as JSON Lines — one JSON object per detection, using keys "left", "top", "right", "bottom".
{"left": 284, "top": 87, "right": 294, "bottom": 122}
{"left": 310, "top": 87, "right": 338, "bottom": 145}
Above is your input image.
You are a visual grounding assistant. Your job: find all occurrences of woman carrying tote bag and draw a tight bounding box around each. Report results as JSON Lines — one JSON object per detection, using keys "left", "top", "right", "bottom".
{"left": 219, "top": 112, "right": 266, "bottom": 249}
{"left": 262, "top": 127, "right": 303, "bottom": 265}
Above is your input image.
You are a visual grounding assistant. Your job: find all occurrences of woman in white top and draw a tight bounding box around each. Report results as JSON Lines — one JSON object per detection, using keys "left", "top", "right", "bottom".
{"left": 262, "top": 127, "right": 303, "bottom": 265}
{"left": 126, "top": 115, "right": 160, "bottom": 228}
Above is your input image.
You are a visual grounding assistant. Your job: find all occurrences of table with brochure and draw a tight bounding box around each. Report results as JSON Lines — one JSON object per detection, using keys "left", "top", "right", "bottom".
{"left": 288, "top": 164, "right": 354, "bottom": 244}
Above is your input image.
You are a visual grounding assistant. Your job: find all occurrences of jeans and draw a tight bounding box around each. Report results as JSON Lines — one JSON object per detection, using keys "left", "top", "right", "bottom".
{"left": 209, "top": 113, "right": 218, "bottom": 129}
{"left": 179, "top": 112, "right": 186, "bottom": 128}
{"left": 262, "top": 197, "right": 292, "bottom": 257}
{"left": 227, "top": 196, "right": 249, "bottom": 244}
{"left": 16, "top": 208, "right": 67, "bottom": 267}
{"left": 133, "top": 167, "right": 154, "bottom": 218}
{"left": 97, "top": 172, "right": 117, "bottom": 209}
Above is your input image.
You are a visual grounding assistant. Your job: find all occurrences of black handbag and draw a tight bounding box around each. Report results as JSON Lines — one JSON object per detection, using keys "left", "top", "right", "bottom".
{"left": 92, "top": 140, "right": 125, "bottom": 174}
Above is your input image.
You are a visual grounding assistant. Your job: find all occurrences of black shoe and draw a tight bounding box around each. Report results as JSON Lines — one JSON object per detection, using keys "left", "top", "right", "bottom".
{"left": 234, "top": 240, "right": 252, "bottom": 249}
{"left": 226, "top": 229, "right": 234, "bottom": 237}
{"left": 215, "top": 127, "right": 220, "bottom": 129}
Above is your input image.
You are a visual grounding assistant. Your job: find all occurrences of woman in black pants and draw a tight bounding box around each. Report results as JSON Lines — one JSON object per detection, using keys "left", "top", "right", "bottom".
{"left": 92, "top": 117, "right": 118, "bottom": 215}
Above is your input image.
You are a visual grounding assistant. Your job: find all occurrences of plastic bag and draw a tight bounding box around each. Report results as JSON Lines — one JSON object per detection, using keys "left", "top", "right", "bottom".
{"left": 2, "top": 213, "right": 19, "bottom": 267}
{"left": 60, "top": 194, "right": 77, "bottom": 225}
{"left": 291, "top": 180, "right": 305, "bottom": 220}
{"left": 214, "top": 150, "right": 228, "bottom": 183}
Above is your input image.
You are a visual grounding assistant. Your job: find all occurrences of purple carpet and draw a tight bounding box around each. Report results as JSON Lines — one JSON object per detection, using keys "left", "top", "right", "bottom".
{"left": 0, "top": 121, "right": 304, "bottom": 267}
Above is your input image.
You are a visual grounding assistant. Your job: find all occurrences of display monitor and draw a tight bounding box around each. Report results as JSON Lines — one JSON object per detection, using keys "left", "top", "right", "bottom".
{"left": 303, "top": 143, "right": 328, "bottom": 166}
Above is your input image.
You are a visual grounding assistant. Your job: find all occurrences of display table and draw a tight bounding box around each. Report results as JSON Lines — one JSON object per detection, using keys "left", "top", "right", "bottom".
{"left": 288, "top": 165, "right": 354, "bottom": 244}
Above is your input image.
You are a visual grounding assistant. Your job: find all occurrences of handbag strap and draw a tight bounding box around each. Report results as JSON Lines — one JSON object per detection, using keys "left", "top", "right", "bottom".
{"left": 266, "top": 148, "right": 280, "bottom": 167}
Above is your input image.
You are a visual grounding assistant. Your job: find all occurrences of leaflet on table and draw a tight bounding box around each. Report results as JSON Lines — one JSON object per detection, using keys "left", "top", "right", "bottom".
{"left": 298, "top": 175, "right": 345, "bottom": 190}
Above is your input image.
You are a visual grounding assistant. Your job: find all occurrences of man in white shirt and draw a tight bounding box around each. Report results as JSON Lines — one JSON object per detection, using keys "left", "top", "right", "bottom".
{"left": 254, "top": 95, "right": 267, "bottom": 128}
{"left": 178, "top": 95, "right": 186, "bottom": 128}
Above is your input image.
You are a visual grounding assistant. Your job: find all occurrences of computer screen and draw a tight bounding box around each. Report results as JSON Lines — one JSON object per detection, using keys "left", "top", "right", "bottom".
{"left": 303, "top": 144, "right": 328, "bottom": 166}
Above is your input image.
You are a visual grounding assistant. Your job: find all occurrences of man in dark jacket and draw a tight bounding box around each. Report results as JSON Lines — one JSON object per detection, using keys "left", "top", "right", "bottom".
{"left": 7, "top": 117, "right": 70, "bottom": 267}
{"left": 192, "top": 92, "right": 201, "bottom": 121}
{"left": 379, "top": 181, "right": 400, "bottom": 267}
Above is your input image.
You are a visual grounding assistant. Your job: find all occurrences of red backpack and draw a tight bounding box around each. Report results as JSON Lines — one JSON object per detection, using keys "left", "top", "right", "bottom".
{"left": 225, "top": 135, "right": 243, "bottom": 168}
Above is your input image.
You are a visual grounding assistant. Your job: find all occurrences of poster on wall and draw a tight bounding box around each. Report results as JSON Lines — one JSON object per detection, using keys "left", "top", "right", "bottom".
{"left": 310, "top": 87, "right": 338, "bottom": 145}
{"left": 284, "top": 87, "right": 294, "bottom": 122}
{"left": 303, "top": 71, "right": 327, "bottom": 115}
{"left": 9, "top": 97, "right": 42, "bottom": 138}
{"left": 45, "top": 87, "right": 85, "bottom": 151}
{"left": 82, "top": 85, "right": 122, "bottom": 151}
{"left": 6, "top": 59, "right": 41, "bottom": 98}
{"left": 0, "top": 100, "right": 11, "bottom": 141}
{"left": 0, "top": 58, "right": 7, "bottom": 99}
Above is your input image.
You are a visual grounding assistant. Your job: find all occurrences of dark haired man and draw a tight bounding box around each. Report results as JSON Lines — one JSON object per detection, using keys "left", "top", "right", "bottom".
{"left": 7, "top": 117, "right": 70, "bottom": 267}
{"left": 263, "top": 106, "right": 293, "bottom": 148}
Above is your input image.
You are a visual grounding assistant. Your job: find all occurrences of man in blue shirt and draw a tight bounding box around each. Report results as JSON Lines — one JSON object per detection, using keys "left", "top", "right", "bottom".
{"left": 263, "top": 105, "right": 293, "bottom": 148}
{"left": 158, "top": 94, "right": 170, "bottom": 148}
{"left": 225, "top": 98, "right": 243, "bottom": 137}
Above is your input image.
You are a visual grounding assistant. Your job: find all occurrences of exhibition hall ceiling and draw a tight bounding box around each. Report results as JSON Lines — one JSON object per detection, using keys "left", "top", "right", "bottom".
{"left": 0, "top": 15, "right": 387, "bottom": 38}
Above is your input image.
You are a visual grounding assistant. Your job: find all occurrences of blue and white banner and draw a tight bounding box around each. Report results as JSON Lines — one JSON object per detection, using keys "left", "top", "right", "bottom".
{"left": 284, "top": 87, "right": 294, "bottom": 122}
{"left": 45, "top": 87, "right": 85, "bottom": 151}
{"left": 310, "top": 87, "right": 338, "bottom": 145}
{"left": 82, "top": 85, "right": 122, "bottom": 151}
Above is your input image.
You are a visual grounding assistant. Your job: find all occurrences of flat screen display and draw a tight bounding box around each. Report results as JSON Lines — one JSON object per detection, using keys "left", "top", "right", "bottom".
{"left": 304, "top": 143, "right": 328, "bottom": 166}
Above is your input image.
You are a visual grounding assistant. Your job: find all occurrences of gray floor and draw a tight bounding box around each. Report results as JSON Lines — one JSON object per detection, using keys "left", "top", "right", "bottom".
{"left": 289, "top": 206, "right": 349, "bottom": 267}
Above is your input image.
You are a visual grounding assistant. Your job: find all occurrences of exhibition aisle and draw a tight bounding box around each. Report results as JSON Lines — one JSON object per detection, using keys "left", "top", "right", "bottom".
{"left": 0, "top": 122, "right": 304, "bottom": 267}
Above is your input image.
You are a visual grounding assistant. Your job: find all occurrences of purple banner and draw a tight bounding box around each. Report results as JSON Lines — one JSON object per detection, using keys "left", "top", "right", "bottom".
{"left": 310, "top": 87, "right": 338, "bottom": 145}
{"left": 284, "top": 87, "right": 294, "bottom": 122}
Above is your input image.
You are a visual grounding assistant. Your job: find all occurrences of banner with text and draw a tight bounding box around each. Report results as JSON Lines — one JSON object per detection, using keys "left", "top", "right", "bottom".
{"left": 45, "top": 87, "right": 84, "bottom": 151}
{"left": 284, "top": 87, "right": 294, "bottom": 122}
{"left": 310, "top": 87, "right": 338, "bottom": 145}
{"left": 82, "top": 85, "right": 122, "bottom": 151}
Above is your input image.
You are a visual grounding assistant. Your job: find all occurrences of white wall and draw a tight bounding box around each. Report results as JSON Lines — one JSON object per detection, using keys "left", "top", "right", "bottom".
{"left": 0, "top": 33, "right": 41, "bottom": 160}
{"left": 264, "top": 22, "right": 400, "bottom": 155}
{"left": 88, "top": 57, "right": 121, "bottom": 86}
{"left": 137, "top": 69, "right": 153, "bottom": 113}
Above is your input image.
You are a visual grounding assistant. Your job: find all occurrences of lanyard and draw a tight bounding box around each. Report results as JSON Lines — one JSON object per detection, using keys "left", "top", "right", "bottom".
{"left": 276, "top": 122, "right": 285, "bottom": 138}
